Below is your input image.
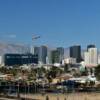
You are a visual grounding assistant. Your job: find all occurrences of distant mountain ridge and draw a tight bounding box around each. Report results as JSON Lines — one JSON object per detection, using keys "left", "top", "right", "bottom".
{"left": 0, "top": 42, "right": 30, "bottom": 56}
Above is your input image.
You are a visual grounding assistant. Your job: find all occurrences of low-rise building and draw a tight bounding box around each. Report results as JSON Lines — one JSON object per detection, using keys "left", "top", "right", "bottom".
{"left": 63, "top": 57, "right": 76, "bottom": 64}
{"left": 4, "top": 53, "right": 38, "bottom": 66}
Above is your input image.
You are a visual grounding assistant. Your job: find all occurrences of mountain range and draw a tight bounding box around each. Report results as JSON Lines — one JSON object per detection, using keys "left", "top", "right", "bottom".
{"left": 0, "top": 42, "right": 30, "bottom": 56}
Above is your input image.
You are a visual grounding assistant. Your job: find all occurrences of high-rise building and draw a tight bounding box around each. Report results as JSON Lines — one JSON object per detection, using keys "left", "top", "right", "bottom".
{"left": 57, "top": 47, "right": 64, "bottom": 63}
{"left": 39, "top": 46, "right": 47, "bottom": 64}
{"left": 34, "top": 46, "right": 40, "bottom": 55}
{"left": 51, "top": 50, "right": 60, "bottom": 64}
{"left": 47, "top": 48, "right": 52, "bottom": 64}
{"left": 32, "top": 46, "right": 48, "bottom": 64}
{"left": 70, "top": 45, "right": 82, "bottom": 63}
{"left": 64, "top": 48, "right": 70, "bottom": 59}
{"left": 84, "top": 52, "right": 90, "bottom": 65}
{"left": 87, "top": 45, "right": 95, "bottom": 50}
{"left": 30, "top": 46, "right": 34, "bottom": 54}
{"left": 88, "top": 47, "right": 98, "bottom": 66}
{"left": 98, "top": 55, "right": 100, "bottom": 64}
{"left": 84, "top": 45, "right": 98, "bottom": 67}
{"left": 81, "top": 49, "right": 85, "bottom": 61}
{"left": 98, "top": 50, "right": 100, "bottom": 64}
{"left": 0, "top": 56, "right": 3, "bottom": 65}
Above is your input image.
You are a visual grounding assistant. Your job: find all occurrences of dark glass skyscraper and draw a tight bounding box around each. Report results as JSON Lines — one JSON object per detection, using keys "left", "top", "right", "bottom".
{"left": 51, "top": 50, "right": 60, "bottom": 64}
{"left": 70, "top": 45, "right": 82, "bottom": 63}
{"left": 4, "top": 54, "right": 38, "bottom": 66}
{"left": 57, "top": 47, "right": 64, "bottom": 63}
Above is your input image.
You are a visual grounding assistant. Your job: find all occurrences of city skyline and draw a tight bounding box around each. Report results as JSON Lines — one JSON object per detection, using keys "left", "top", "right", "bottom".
{"left": 0, "top": 1, "right": 100, "bottom": 99}
{"left": 0, "top": 0, "right": 100, "bottom": 48}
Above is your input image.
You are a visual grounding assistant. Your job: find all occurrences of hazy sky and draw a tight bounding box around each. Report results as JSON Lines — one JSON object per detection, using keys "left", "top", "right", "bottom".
{"left": 0, "top": 0, "right": 100, "bottom": 48}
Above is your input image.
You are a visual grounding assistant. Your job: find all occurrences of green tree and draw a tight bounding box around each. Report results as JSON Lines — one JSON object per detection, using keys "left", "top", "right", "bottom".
{"left": 45, "top": 66, "right": 63, "bottom": 84}
{"left": 64, "top": 64, "right": 69, "bottom": 73}
{"left": 95, "top": 65, "right": 100, "bottom": 80}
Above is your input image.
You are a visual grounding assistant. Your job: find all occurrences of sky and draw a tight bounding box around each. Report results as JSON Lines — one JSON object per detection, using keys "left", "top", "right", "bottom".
{"left": 0, "top": 0, "right": 100, "bottom": 48}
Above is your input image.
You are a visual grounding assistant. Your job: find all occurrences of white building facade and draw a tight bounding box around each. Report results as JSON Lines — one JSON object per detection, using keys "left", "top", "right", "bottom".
{"left": 84, "top": 47, "right": 98, "bottom": 67}
{"left": 84, "top": 52, "right": 90, "bottom": 65}
{"left": 63, "top": 57, "right": 76, "bottom": 64}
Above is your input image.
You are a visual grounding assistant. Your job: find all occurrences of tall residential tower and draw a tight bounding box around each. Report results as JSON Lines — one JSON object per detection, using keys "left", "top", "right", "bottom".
{"left": 84, "top": 45, "right": 98, "bottom": 67}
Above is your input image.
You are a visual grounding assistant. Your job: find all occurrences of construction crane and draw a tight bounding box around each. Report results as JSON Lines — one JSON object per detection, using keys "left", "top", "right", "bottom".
{"left": 32, "top": 35, "right": 40, "bottom": 40}
{"left": 31, "top": 34, "right": 41, "bottom": 93}
{"left": 31, "top": 34, "right": 40, "bottom": 52}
